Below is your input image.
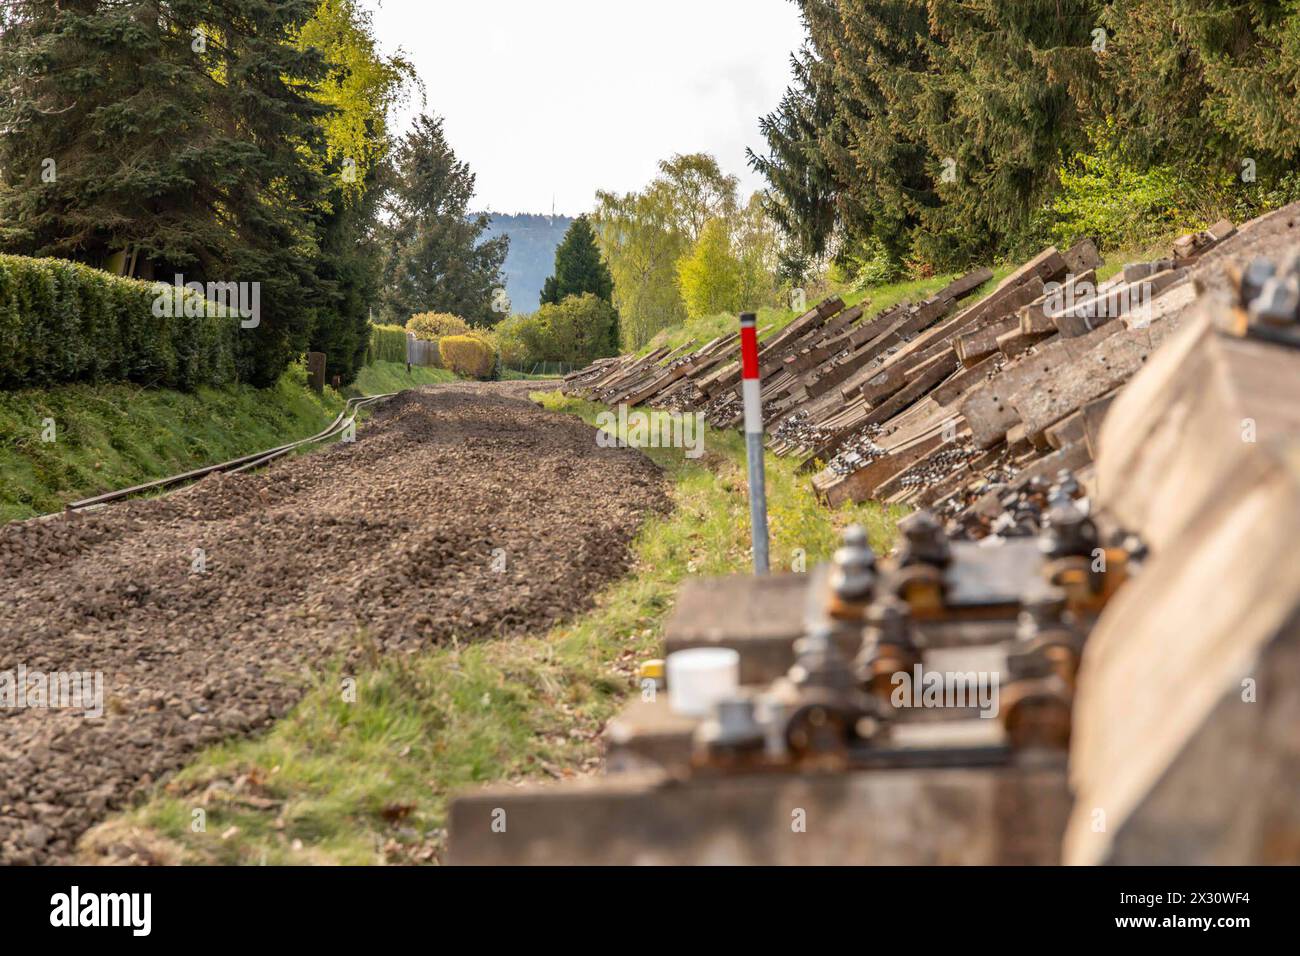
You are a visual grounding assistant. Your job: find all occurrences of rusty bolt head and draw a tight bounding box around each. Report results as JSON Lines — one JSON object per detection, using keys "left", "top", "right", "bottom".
{"left": 896, "top": 509, "right": 951, "bottom": 567}
{"left": 1249, "top": 275, "right": 1300, "bottom": 327}
{"left": 1038, "top": 499, "right": 1099, "bottom": 558}
{"left": 830, "top": 524, "right": 877, "bottom": 603}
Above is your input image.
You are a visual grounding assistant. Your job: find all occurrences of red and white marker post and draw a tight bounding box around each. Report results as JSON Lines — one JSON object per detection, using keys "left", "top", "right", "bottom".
{"left": 739, "top": 312, "right": 770, "bottom": 574}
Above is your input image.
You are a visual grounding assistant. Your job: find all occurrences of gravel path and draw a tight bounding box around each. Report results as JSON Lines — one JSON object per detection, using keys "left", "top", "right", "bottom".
{"left": 0, "top": 382, "right": 668, "bottom": 864}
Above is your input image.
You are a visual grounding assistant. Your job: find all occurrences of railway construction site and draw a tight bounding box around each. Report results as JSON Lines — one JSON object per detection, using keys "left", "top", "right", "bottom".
{"left": 3, "top": 206, "right": 1298, "bottom": 873}
{"left": 444, "top": 201, "right": 1300, "bottom": 866}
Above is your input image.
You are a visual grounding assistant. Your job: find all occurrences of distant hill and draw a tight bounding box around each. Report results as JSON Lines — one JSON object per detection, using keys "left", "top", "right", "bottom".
{"left": 482, "top": 212, "right": 575, "bottom": 314}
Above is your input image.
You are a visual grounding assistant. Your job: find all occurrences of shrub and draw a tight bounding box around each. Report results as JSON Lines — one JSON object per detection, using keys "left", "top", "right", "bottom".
{"left": 366, "top": 323, "right": 409, "bottom": 365}
{"left": 1044, "top": 122, "right": 1225, "bottom": 251}
{"left": 407, "top": 311, "right": 470, "bottom": 341}
{"left": 498, "top": 294, "right": 618, "bottom": 369}
{"left": 0, "top": 254, "right": 240, "bottom": 391}
{"left": 438, "top": 334, "right": 496, "bottom": 379}
{"left": 494, "top": 314, "right": 530, "bottom": 368}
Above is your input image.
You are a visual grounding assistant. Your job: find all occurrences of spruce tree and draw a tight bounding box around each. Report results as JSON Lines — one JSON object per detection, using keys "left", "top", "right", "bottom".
{"left": 0, "top": 0, "right": 336, "bottom": 386}
{"left": 539, "top": 215, "right": 614, "bottom": 305}
{"left": 378, "top": 114, "right": 509, "bottom": 326}
{"left": 748, "top": 47, "right": 843, "bottom": 265}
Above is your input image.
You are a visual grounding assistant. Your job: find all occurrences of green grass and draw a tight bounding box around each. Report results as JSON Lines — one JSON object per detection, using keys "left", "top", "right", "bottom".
{"left": 0, "top": 363, "right": 347, "bottom": 522}
{"left": 0, "top": 359, "right": 468, "bottom": 523}
{"left": 78, "top": 393, "right": 901, "bottom": 865}
{"left": 498, "top": 368, "right": 565, "bottom": 381}
{"left": 349, "top": 360, "right": 456, "bottom": 396}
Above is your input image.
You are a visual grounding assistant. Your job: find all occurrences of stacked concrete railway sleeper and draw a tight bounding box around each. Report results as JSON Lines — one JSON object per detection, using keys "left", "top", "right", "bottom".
{"left": 450, "top": 214, "right": 1300, "bottom": 864}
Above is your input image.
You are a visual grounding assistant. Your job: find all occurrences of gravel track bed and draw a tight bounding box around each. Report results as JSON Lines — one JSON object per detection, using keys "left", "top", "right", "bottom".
{"left": 0, "top": 382, "right": 667, "bottom": 864}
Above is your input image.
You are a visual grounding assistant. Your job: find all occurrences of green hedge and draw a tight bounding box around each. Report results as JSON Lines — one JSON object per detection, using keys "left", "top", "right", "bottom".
{"left": 0, "top": 255, "right": 241, "bottom": 391}
{"left": 366, "top": 323, "right": 408, "bottom": 365}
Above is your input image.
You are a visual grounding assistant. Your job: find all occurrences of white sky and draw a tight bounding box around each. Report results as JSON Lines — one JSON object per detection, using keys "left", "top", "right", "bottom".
{"left": 368, "top": 0, "right": 806, "bottom": 216}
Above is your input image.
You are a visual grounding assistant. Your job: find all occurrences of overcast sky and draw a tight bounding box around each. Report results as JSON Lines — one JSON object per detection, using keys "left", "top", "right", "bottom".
{"left": 369, "top": 0, "right": 806, "bottom": 216}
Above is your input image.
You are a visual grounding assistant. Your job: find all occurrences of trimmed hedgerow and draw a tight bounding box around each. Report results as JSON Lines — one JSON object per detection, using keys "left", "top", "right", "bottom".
{"left": 0, "top": 255, "right": 241, "bottom": 391}
{"left": 438, "top": 334, "right": 495, "bottom": 379}
{"left": 366, "top": 323, "right": 409, "bottom": 365}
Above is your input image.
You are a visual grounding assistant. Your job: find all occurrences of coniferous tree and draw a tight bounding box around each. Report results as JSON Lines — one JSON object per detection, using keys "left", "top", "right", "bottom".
{"left": 914, "top": 0, "right": 1100, "bottom": 263}
{"left": 539, "top": 215, "right": 614, "bottom": 305}
{"left": 540, "top": 214, "right": 618, "bottom": 350}
{"left": 0, "top": 0, "right": 336, "bottom": 386}
{"left": 748, "top": 46, "right": 843, "bottom": 265}
{"left": 378, "top": 114, "right": 509, "bottom": 327}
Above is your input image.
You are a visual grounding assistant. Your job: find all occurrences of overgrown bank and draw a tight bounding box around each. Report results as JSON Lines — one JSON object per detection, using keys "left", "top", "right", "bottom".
{"left": 77, "top": 393, "right": 896, "bottom": 864}
{"left": 0, "top": 359, "right": 457, "bottom": 523}
{"left": 0, "top": 364, "right": 343, "bottom": 522}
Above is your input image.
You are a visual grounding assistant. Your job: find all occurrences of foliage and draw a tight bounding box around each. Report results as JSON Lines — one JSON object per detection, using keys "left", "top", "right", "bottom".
{"left": 295, "top": 0, "right": 417, "bottom": 204}
{"left": 593, "top": 181, "right": 691, "bottom": 348}
{"left": 594, "top": 152, "right": 779, "bottom": 348}
{"left": 351, "top": 360, "right": 455, "bottom": 396}
{"left": 845, "top": 237, "right": 906, "bottom": 294}
{"left": 0, "top": 363, "right": 342, "bottom": 522}
{"left": 378, "top": 114, "right": 510, "bottom": 328}
{"left": 540, "top": 215, "right": 614, "bottom": 306}
{"left": 299, "top": 0, "right": 417, "bottom": 387}
{"left": 0, "top": 0, "right": 331, "bottom": 386}
{"left": 677, "top": 219, "right": 743, "bottom": 318}
{"left": 747, "top": 47, "right": 842, "bottom": 261}
{"left": 366, "top": 324, "right": 409, "bottom": 366}
{"left": 757, "top": 0, "right": 1300, "bottom": 272}
{"left": 497, "top": 294, "right": 619, "bottom": 368}
{"left": 1044, "top": 125, "right": 1214, "bottom": 250}
{"left": 437, "top": 335, "right": 496, "bottom": 380}
{"left": 655, "top": 154, "right": 740, "bottom": 244}
{"left": 0, "top": 0, "right": 414, "bottom": 389}
{"left": 407, "top": 312, "right": 471, "bottom": 341}
{"left": 0, "top": 255, "right": 242, "bottom": 391}
{"left": 733, "top": 193, "right": 783, "bottom": 310}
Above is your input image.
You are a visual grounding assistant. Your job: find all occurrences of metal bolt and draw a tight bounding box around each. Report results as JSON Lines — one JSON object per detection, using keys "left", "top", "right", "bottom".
{"left": 830, "top": 524, "right": 876, "bottom": 603}
{"left": 1249, "top": 275, "right": 1300, "bottom": 326}
{"left": 790, "top": 624, "right": 856, "bottom": 694}
{"left": 897, "top": 509, "right": 952, "bottom": 567}
{"left": 1016, "top": 586, "right": 1069, "bottom": 644}
{"left": 1038, "top": 499, "right": 1099, "bottom": 558}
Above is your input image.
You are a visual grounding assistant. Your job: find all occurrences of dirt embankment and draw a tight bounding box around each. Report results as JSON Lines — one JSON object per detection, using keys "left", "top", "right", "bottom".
{"left": 0, "top": 382, "right": 668, "bottom": 864}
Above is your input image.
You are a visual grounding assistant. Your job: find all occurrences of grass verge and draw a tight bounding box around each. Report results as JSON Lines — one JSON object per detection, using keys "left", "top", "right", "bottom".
{"left": 0, "top": 360, "right": 466, "bottom": 523}
{"left": 78, "top": 393, "right": 901, "bottom": 865}
{"left": 350, "top": 360, "right": 456, "bottom": 395}
{"left": 0, "top": 363, "right": 346, "bottom": 522}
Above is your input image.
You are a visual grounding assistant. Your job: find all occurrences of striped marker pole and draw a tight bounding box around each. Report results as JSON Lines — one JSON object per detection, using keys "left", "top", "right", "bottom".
{"left": 739, "top": 311, "right": 770, "bottom": 575}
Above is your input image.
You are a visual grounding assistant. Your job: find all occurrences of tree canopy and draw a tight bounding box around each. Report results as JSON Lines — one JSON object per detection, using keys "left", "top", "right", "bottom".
{"left": 378, "top": 114, "right": 510, "bottom": 327}
{"left": 0, "top": 0, "right": 415, "bottom": 386}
